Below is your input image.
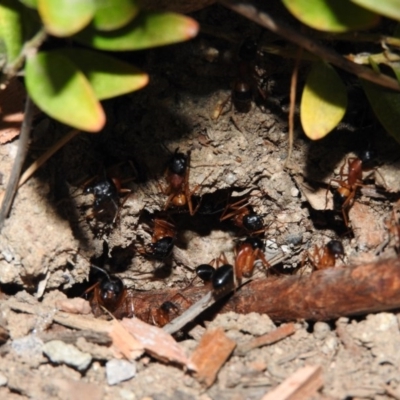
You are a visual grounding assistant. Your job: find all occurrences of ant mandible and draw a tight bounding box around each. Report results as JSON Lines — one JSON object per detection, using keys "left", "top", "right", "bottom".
{"left": 234, "top": 237, "right": 270, "bottom": 281}
{"left": 306, "top": 239, "right": 345, "bottom": 271}
{"left": 220, "top": 196, "right": 264, "bottom": 235}
{"left": 84, "top": 269, "right": 134, "bottom": 318}
{"left": 161, "top": 149, "right": 200, "bottom": 216}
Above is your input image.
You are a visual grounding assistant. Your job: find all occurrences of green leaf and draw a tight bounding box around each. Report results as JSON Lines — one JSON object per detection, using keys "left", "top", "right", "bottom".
{"left": 74, "top": 12, "right": 199, "bottom": 51}
{"left": 19, "top": 0, "right": 38, "bottom": 8}
{"left": 93, "top": 0, "right": 139, "bottom": 31}
{"left": 0, "top": 0, "right": 24, "bottom": 64}
{"left": 58, "top": 48, "right": 149, "bottom": 99}
{"left": 25, "top": 51, "right": 105, "bottom": 132}
{"left": 282, "top": 0, "right": 379, "bottom": 32}
{"left": 351, "top": 0, "right": 400, "bottom": 22}
{"left": 362, "top": 76, "right": 400, "bottom": 144}
{"left": 300, "top": 62, "right": 348, "bottom": 140}
{"left": 38, "top": 0, "right": 95, "bottom": 37}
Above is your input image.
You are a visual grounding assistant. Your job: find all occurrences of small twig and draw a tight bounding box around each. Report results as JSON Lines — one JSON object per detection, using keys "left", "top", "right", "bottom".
{"left": 286, "top": 47, "right": 302, "bottom": 163}
{"left": 0, "top": 95, "right": 34, "bottom": 230}
{"left": 219, "top": 0, "right": 400, "bottom": 91}
{"left": 236, "top": 323, "right": 296, "bottom": 355}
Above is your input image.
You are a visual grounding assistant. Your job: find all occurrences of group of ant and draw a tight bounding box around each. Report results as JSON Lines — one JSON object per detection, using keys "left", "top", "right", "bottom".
{"left": 80, "top": 142, "right": 385, "bottom": 327}
{"left": 79, "top": 36, "right": 389, "bottom": 326}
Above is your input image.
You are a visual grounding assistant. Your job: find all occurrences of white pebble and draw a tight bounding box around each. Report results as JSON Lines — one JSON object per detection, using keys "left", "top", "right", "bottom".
{"left": 106, "top": 359, "right": 136, "bottom": 386}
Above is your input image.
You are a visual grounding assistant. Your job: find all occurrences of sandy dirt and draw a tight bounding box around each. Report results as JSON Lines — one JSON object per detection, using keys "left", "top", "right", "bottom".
{"left": 1, "top": 4, "right": 400, "bottom": 399}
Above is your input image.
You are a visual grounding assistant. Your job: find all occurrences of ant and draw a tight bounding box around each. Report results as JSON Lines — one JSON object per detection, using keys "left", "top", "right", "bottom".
{"left": 234, "top": 237, "right": 270, "bottom": 280}
{"left": 160, "top": 149, "right": 200, "bottom": 216}
{"left": 196, "top": 253, "right": 235, "bottom": 295}
{"left": 84, "top": 175, "right": 130, "bottom": 223}
{"left": 305, "top": 240, "right": 345, "bottom": 271}
{"left": 220, "top": 197, "right": 264, "bottom": 235}
{"left": 214, "top": 37, "right": 265, "bottom": 118}
{"left": 151, "top": 301, "right": 180, "bottom": 327}
{"left": 328, "top": 151, "right": 376, "bottom": 226}
{"left": 84, "top": 267, "right": 134, "bottom": 318}
{"left": 143, "top": 217, "right": 176, "bottom": 260}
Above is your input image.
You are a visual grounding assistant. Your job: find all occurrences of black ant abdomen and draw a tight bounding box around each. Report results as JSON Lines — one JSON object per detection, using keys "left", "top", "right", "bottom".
{"left": 196, "top": 264, "right": 215, "bottom": 282}
{"left": 212, "top": 264, "right": 235, "bottom": 293}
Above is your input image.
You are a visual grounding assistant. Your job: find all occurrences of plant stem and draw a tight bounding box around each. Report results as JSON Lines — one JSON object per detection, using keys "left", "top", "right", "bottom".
{"left": 0, "top": 95, "right": 34, "bottom": 231}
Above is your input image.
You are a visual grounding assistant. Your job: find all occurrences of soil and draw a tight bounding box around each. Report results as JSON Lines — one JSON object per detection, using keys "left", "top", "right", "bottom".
{"left": 1, "top": 4, "right": 400, "bottom": 400}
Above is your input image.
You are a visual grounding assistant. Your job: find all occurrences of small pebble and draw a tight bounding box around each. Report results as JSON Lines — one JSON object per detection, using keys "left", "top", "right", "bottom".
{"left": 313, "top": 322, "right": 331, "bottom": 340}
{"left": 43, "top": 340, "right": 92, "bottom": 371}
{"left": 0, "top": 373, "right": 7, "bottom": 386}
{"left": 106, "top": 359, "right": 136, "bottom": 385}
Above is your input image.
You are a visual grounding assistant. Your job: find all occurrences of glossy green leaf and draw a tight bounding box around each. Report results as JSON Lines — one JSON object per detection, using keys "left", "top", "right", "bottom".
{"left": 282, "top": 0, "right": 379, "bottom": 32}
{"left": 38, "top": 0, "right": 95, "bottom": 37}
{"left": 75, "top": 12, "right": 199, "bottom": 51}
{"left": 301, "top": 62, "right": 348, "bottom": 140}
{"left": 362, "top": 62, "right": 400, "bottom": 143}
{"left": 351, "top": 0, "right": 400, "bottom": 21}
{"left": 59, "top": 48, "right": 149, "bottom": 99}
{"left": 25, "top": 51, "right": 105, "bottom": 132}
{"left": 19, "top": 0, "right": 38, "bottom": 8}
{"left": 0, "top": 0, "right": 23, "bottom": 64}
{"left": 93, "top": 0, "right": 139, "bottom": 31}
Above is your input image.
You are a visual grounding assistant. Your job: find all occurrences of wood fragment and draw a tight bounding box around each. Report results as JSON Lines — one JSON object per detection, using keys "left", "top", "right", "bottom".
{"left": 190, "top": 327, "right": 236, "bottom": 387}
{"left": 121, "top": 318, "right": 194, "bottom": 369}
{"left": 55, "top": 298, "right": 92, "bottom": 315}
{"left": 236, "top": 323, "right": 296, "bottom": 355}
{"left": 109, "top": 319, "right": 144, "bottom": 361}
{"left": 261, "top": 365, "right": 323, "bottom": 400}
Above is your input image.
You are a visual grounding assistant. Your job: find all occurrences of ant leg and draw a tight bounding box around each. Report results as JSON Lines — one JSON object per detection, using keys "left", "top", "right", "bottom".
{"left": 256, "top": 249, "right": 271, "bottom": 269}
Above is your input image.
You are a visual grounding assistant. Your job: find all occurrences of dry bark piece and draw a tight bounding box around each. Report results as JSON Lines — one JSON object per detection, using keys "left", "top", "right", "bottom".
{"left": 127, "top": 257, "right": 400, "bottom": 323}
{"left": 261, "top": 365, "right": 323, "bottom": 400}
{"left": 121, "top": 317, "right": 194, "bottom": 369}
{"left": 236, "top": 323, "right": 296, "bottom": 355}
{"left": 190, "top": 327, "right": 236, "bottom": 387}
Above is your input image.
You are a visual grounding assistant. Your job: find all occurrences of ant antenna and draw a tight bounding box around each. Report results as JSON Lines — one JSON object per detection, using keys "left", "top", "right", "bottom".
{"left": 90, "top": 264, "right": 111, "bottom": 281}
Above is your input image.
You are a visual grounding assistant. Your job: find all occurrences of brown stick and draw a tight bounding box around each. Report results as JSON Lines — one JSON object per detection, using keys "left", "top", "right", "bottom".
{"left": 129, "top": 257, "right": 400, "bottom": 323}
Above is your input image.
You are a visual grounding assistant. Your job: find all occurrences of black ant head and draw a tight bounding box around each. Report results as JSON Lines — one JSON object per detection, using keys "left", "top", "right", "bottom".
{"left": 169, "top": 149, "right": 187, "bottom": 176}
{"left": 196, "top": 264, "right": 215, "bottom": 282}
{"left": 243, "top": 237, "right": 264, "bottom": 250}
{"left": 358, "top": 149, "right": 376, "bottom": 170}
{"left": 160, "top": 301, "right": 178, "bottom": 313}
{"left": 212, "top": 264, "right": 234, "bottom": 293}
{"left": 243, "top": 213, "right": 264, "bottom": 232}
{"left": 326, "top": 240, "right": 345, "bottom": 258}
{"left": 99, "top": 276, "right": 124, "bottom": 301}
{"left": 86, "top": 178, "right": 118, "bottom": 199}
{"left": 149, "top": 236, "right": 175, "bottom": 260}
{"left": 238, "top": 37, "right": 258, "bottom": 62}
